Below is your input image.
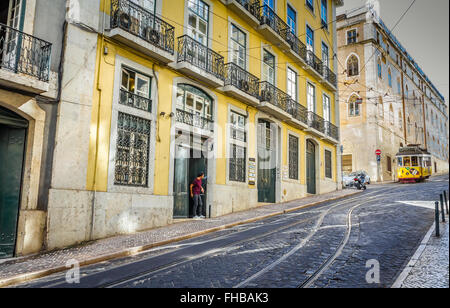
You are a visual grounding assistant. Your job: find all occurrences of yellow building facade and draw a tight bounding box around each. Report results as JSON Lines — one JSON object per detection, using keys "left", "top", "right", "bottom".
{"left": 44, "top": 0, "right": 344, "bottom": 250}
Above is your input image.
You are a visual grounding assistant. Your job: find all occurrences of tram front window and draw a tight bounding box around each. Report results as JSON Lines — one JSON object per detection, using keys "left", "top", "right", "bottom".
{"left": 397, "top": 157, "right": 403, "bottom": 167}
{"left": 411, "top": 156, "right": 418, "bottom": 167}
{"left": 404, "top": 156, "right": 411, "bottom": 167}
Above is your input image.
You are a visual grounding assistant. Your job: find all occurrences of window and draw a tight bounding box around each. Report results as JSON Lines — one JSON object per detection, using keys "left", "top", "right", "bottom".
{"left": 321, "top": 0, "right": 328, "bottom": 28}
{"left": 264, "top": 0, "right": 275, "bottom": 9}
{"left": 389, "top": 104, "right": 394, "bottom": 125}
{"left": 131, "top": 0, "right": 155, "bottom": 13}
{"left": 229, "top": 111, "right": 247, "bottom": 183}
{"left": 388, "top": 68, "right": 392, "bottom": 87}
{"left": 343, "top": 154, "right": 352, "bottom": 172}
{"left": 176, "top": 84, "right": 213, "bottom": 123}
{"left": 287, "top": 67, "right": 298, "bottom": 100}
{"left": 287, "top": 5, "right": 296, "bottom": 35}
{"left": 115, "top": 112, "right": 151, "bottom": 187}
{"left": 403, "top": 156, "right": 411, "bottom": 167}
{"left": 306, "top": 25, "right": 314, "bottom": 52}
{"left": 307, "top": 82, "right": 316, "bottom": 112}
{"left": 306, "top": 0, "right": 314, "bottom": 12}
{"left": 188, "top": 0, "right": 209, "bottom": 46}
{"left": 325, "top": 150, "right": 332, "bottom": 179}
{"left": 230, "top": 24, "right": 246, "bottom": 69}
{"left": 347, "top": 30, "right": 357, "bottom": 44}
{"left": 323, "top": 94, "right": 331, "bottom": 122}
{"left": 378, "top": 97, "right": 384, "bottom": 118}
{"left": 230, "top": 111, "right": 246, "bottom": 142}
{"left": 399, "top": 111, "right": 403, "bottom": 130}
{"left": 377, "top": 58, "right": 382, "bottom": 79}
{"left": 229, "top": 144, "right": 246, "bottom": 182}
{"left": 348, "top": 95, "right": 360, "bottom": 117}
{"left": 347, "top": 55, "right": 359, "bottom": 76}
{"left": 262, "top": 49, "right": 275, "bottom": 85}
{"left": 322, "top": 43, "right": 329, "bottom": 68}
{"left": 120, "top": 68, "right": 152, "bottom": 112}
{"left": 289, "top": 135, "right": 299, "bottom": 180}
{"left": 397, "top": 77, "right": 401, "bottom": 94}
{"left": 411, "top": 156, "right": 418, "bottom": 167}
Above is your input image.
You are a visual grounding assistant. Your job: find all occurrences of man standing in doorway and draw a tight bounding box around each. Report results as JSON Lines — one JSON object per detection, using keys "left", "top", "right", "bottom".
{"left": 190, "top": 173, "right": 205, "bottom": 219}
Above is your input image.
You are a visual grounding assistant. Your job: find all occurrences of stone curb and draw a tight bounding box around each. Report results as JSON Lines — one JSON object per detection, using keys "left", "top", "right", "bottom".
{"left": 0, "top": 190, "right": 362, "bottom": 288}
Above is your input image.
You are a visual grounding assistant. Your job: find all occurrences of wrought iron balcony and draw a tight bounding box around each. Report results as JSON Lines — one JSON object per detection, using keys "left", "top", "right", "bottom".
{"left": 220, "top": 0, "right": 261, "bottom": 28}
{"left": 286, "top": 32, "right": 307, "bottom": 64}
{"left": 323, "top": 66, "right": 337, "bottom": 89}
{"left": 288, "top": 100, "right": 309, "bottom": 126}
{"left": 325, "top": 121, "right": 339, "bottom": 141}
{"left": 224, "top": 62, "right": 260, "bottom": 98}
{"left": 110, "top": 0, "right": 175, "bottom": 55}
{"left": 0, "top": 23, "right": 52, "bottom": 82}
{"left": 177, "top": 35, "right": 225, "bottom": 86}
{"left": 307, "top": 111, "right": 326, "bottom": 134}
{"left": 259, "top": 5, "right": 290, "bottom": 49}
{"left": 306, "top": 50, "right": 324, "bottom": 76}
{"left": 119, "top": 89, "right": 152, "bottom": 112}
{"left": 176, "top": 109, "right": 214, "bottom": 132}
{"left": 259, "top": 82, "right": 291, "bottom": 112}
{"left": 236, "top": 0, "right": 261, "bottom": 20}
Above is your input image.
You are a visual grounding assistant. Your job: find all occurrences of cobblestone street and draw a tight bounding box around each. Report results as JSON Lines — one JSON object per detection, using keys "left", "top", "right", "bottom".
{"left": 5, "top": 175, "right": 447, "bottom": 289}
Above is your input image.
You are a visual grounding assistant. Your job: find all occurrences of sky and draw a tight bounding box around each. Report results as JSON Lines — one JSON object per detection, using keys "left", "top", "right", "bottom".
{"left": 337, "top": 0, "right": 450, "bottom": 106}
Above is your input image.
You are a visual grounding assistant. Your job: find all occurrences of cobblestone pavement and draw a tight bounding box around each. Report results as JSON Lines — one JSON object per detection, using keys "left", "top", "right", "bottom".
{"left": 400, "top": 222, "right": 449, "bottom": 288}
{"left": 0, "top": 188, "right": 358, "bottom": 283}
{"left": 11, "top": 175, "right": 449, "bottom": 288}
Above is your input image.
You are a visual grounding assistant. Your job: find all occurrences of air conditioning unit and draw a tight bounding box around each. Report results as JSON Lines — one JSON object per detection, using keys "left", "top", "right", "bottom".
{"left": 239, "top": 79, "right": 250, "bottom": 92}
{"left": 145, "top": 27, "right": 160, "bottom": 45}
{"left": 119, "top": 13, "right": 131, "bottom": 30}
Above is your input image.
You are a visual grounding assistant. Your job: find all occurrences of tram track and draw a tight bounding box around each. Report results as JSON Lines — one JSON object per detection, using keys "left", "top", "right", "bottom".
{"left": 31, "top": 186, "right": 393, "bottom": 288}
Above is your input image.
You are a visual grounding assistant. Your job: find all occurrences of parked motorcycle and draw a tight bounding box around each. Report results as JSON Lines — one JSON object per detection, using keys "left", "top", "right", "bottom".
{"left": 353, "top": 174, "right": 367, "bottom": 190}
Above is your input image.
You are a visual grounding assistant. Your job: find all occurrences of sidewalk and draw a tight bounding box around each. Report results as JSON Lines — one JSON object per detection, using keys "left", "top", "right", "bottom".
{"left": 393, "top": 221, "right": 449, "bottom": 288}
{"left": 0, "top": 189, "right": 360, "bottom": 287}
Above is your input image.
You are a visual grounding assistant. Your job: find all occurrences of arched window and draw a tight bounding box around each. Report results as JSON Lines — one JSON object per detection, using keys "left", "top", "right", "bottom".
{"left": 407, "top": 117, "right": 411, "bottom": 134}
{"left": 176, "top": 84, "right": 214, "bottom": 121}
{"left": 399, "top": 111, "right": 403, "bottom": 130}
{"left": 347, "top": 55, "right": 359, "bottom": 77}
{"left": 388, "top": 68, "right": 392, "bottom": 87}
{"left": 389, "top": 104, "right": 394, "bottom": 125}
{"left": 348, "top": 95, "right": 361, "bottom": 117}
{"left": 377, "top": 58, "right": 382, "bottom": 79}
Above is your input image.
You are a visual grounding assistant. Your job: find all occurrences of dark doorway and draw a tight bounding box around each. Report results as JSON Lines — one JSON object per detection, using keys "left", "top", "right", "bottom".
{"left": 0, "top": 0, "right": 9, "bottom": 66}
{"left": 173, "top": 135, "right": 208, "bottom": 218}
{"left": 0, "top": 106, "right": 28, "bottom": 259}
{"left": 257, "top": 120, "right": 276, "bottom": 203}
{"left": 306, "top": 140, "right": 316, "bottom": 195}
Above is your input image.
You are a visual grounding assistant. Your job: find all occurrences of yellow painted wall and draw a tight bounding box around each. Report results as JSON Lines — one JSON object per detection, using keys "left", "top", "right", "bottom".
{"left": 88, "top": 0, "right": 338, "bottom": 194}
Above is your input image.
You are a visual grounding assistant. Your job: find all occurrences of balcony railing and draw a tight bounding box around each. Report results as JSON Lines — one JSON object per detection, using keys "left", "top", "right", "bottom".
{"left": 288, "top": 100, "right": 308, "bottom": 125}
{"left": 323, "top": 66, "right": 337, "bottom": 88}
{"left": 119, "top": 89, "right": 152, "bottom": 112}
{"left": 177, "top": 35, "right": 225, "bottom": 81}
{"left": 224, "top": 62, "right": 260, "bottom": 98}
{"left": 176, "top": 109, "right": 214, "bottom": 132}
{"left": 235, "top": 0, "right": 261, "bottom": 20}
{"left": 308, "top": 111, "right": 325, "bottom": 134}
{"left": 259, "top": 5, "right": 290, "bottom": 41}
{"left": 0, "top": 23, "right": 52, "bottom": 81}
{"left": 286, "top": 32, "right": 307, "bottom": 62}
{"left": 110, "top": 0, "right": 175, "bottom": 54}
{"left": 325, "top": 121, "right": 339, "bottom": 141}
{"left": 306, "top": 50, "right": 323, "bottom": 75}
{"left": 259, "top": 81, "right": 290, "bottom": 112}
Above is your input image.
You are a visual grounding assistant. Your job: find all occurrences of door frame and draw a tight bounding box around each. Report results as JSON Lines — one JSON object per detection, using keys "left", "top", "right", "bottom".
{"left": 305, "top": 137, "right": 320, "bottom": 195}
{"left": 255, "top": 113, "right": 282, "bottom": 204}
{"left": 169, "top": 77, "right": 217, "bottom": 218}
{"left": 0, "top": 106, "right": 28, "bottom": 258}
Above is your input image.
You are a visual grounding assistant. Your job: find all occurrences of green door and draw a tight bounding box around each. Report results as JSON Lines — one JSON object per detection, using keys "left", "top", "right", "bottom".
{"left": 306, "top": 140, "right": 316, "bottom": 195}
{"left": 173, "top": 145, "right": 189, "bottom": 218}
{"left": 0, "top": 107, "right": 28, "bottom": 259}
{"left": 258, "top": 120, "right": 276, "bottom": 203}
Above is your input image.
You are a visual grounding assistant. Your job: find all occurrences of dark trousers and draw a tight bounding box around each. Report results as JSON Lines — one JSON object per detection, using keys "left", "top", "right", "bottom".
{"left": 193, "top": 194, "right": 203, "bottom": 217}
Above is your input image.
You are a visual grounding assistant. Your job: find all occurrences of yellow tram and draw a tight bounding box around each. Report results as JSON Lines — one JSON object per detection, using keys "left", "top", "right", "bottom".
{"left": 396, "top": 145, "right": 432, "bottom": 183}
